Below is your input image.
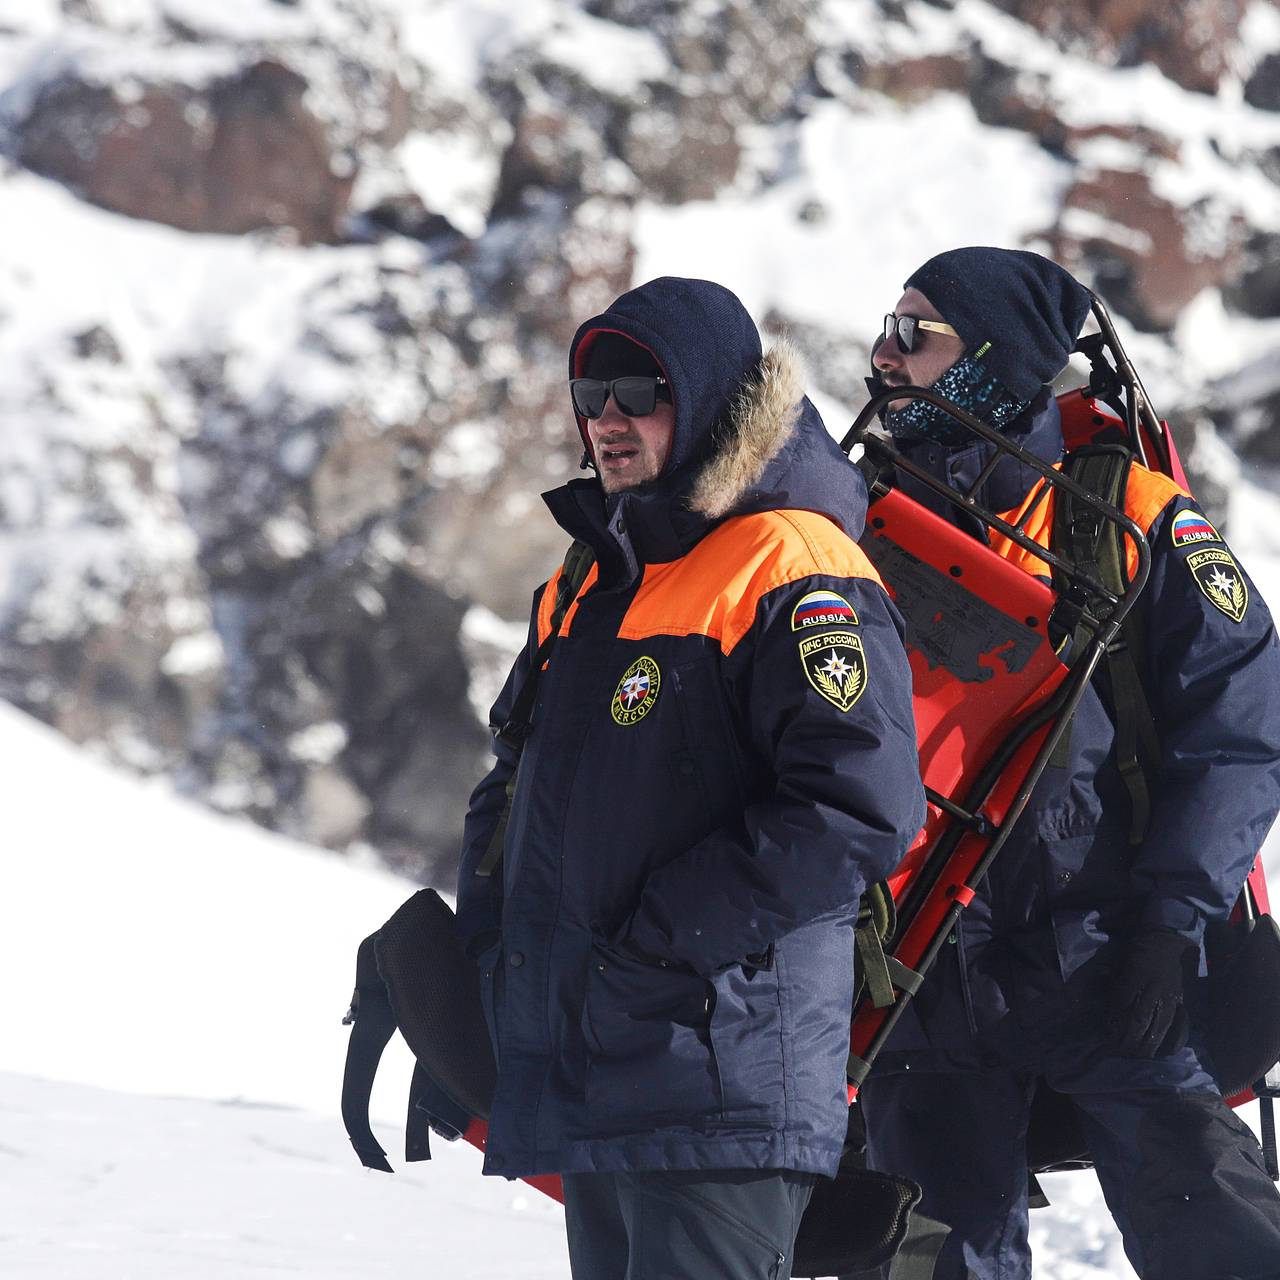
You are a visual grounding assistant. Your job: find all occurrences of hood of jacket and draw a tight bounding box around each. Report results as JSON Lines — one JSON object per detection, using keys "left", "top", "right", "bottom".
{"left": 547, "top": 277, "right": 867, "bottom": 574}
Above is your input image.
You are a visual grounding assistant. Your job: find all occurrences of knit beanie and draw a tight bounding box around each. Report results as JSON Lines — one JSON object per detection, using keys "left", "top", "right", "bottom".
{"left": 904, "top": 248, "right": 1093, "bottom": 402}
{"left": 581, "top": 331, "right": 664, "bottom": 380}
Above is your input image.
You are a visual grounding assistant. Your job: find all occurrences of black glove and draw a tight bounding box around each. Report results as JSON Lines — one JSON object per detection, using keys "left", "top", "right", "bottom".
{"left": 1108, "top": 927, "right": 1199, "bottom": 1058}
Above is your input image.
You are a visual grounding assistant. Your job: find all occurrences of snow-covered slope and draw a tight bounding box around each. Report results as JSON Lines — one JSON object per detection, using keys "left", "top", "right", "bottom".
{"left": 0, "top": 699, "right": 576, "bottom": 1276}
{"left": 2, "top": 1, "right": 1280, "bottom": 1273}
{"left": 0, "top": 696, "right": 410, "bottom": 1113}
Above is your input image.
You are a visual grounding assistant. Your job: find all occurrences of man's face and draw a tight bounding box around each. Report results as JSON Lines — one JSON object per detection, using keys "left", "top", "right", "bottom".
{"left": 586, "top": 391, "right": 676, "bottom": 494}
{"left": 873, "top": 287, "right": 966, "bottom": 412}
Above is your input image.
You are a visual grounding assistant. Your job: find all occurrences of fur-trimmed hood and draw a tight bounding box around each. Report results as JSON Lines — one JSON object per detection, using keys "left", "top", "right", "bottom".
{"left": 549, "top": 277, "right": 867, "bottom": 573}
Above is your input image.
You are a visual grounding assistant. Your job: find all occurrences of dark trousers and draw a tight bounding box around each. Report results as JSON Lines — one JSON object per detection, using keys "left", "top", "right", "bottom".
{"left": 562, "top": 1168, "right": 816, "bottom": 1280}
{"left": 861, "top": 1044, "right": 1280, "bottom": 1280}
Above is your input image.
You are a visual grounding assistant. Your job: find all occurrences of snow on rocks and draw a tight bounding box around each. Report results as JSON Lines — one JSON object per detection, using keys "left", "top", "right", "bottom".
{"left": 0, "top": 0, "right": 1279, "bottom": 884}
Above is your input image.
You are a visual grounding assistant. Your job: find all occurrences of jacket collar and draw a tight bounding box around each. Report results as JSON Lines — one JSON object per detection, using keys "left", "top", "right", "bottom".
{"left": 890, "top": 388, "right": 1064, "bottom": 539}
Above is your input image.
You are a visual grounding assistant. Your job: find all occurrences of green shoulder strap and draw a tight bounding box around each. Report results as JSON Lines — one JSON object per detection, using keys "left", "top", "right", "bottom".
{"left": 853, "top": 881, "right": 922, "bottom": 1011}
{"left": 1050, "top": 447, "right": 1162, "bottom": 844}
{"left": 475, "top": 539, "right": 595, "bottom": 878}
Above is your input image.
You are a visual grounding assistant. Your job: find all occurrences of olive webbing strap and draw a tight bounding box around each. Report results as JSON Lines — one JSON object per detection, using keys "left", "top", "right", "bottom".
{"left": 475, "top": 540, "right": 595, "bottom": 878}
{"left": 1048, "top": 448, "right": 1161, "bottom": 843}
{"left": 852, "top": 881, "right": 921, "bottom": 1013}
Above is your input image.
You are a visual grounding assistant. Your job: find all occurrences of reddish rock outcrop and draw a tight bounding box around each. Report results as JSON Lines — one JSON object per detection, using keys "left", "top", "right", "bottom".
{"left": 993, "top": 0, "right": 1247, "bottom": 95}
{"left": 855, "top": 53, "right": 972, "bottom": 105}
{"left": 1048, "top": 127, "right": 1245, "bottom": 331}
{"left": 16, "top": 60, "right": 353, "bottom": 241}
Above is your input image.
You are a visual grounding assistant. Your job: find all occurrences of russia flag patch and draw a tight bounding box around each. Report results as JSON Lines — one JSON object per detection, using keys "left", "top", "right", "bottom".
{"left": 1171, "top": 508, "right": 1222, "bottom": 549}
{"left": 790, "top": 589, "right": 859, "bottom": 631}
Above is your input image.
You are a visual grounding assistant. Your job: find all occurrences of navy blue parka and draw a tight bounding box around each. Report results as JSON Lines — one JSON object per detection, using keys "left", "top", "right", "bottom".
{"left": 876, "top": 392, "right": 1280, "bottom": 1069}
{"left": 455, "top": 278, "right": 925, "bottom": 1177}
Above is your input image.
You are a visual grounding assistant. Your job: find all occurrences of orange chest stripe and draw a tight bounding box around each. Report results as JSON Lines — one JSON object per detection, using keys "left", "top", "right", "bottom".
{"left": 616, "top": 510, "right": 883, "bottom": 656}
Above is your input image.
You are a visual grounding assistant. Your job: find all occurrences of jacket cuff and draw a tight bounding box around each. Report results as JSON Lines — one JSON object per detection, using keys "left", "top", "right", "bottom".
{"left": 1138, "top": 895, "right": 1206, "bottom": 944}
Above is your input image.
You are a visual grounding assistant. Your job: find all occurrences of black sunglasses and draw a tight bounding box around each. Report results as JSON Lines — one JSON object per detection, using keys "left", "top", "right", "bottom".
{"left": 879, "top": 313, "right": 960, "bottom": 355}
{"left": 570, "top": 376, "right": 671, "bottom": 420}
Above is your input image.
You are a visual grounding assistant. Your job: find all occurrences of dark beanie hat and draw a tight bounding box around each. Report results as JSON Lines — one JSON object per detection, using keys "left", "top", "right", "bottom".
{"left": 581, "top": 331, "right": 663, "bottom": 380}
{"left": 905, "top": 247, "right": 1092, "bottom": 402}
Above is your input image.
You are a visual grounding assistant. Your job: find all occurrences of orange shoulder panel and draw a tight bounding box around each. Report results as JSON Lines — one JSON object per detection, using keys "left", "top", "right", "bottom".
{"left": 1121, "top": 464, "right": 1187, "bottom": 579}
{"left": 986, "top": 461, "right": 1187, "bottom": 583}
{"left": 617, "top": 509, "right": 883, "bottom": 655}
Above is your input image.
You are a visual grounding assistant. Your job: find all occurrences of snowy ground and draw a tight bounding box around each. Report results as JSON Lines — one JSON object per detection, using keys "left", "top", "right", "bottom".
{"left": 8, "top": 699, "right": 1279, "bottom": 1278}
{"left": 2, "top": 1074, "right": 569, "bottom": 1280}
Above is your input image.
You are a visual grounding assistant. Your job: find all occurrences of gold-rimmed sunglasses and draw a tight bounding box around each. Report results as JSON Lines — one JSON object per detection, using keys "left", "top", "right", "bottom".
{"left": 880, "top": 313, "right": 960, "bottom": 354}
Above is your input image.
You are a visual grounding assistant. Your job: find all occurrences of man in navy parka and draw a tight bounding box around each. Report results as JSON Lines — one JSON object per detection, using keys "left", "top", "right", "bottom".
{"left": 454, "top": 277, "right": 925, "bottom": 1278}
{"left": 860, "top": 247, "right": 1280, "bottom": 1280}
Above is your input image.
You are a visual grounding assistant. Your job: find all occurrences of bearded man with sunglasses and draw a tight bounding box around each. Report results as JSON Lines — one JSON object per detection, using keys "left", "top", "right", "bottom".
{"left": 856, "top": 247, "right": 1280, "bottom": 1280}
{"left": 453, "top": 275, "right": 925, "bottom": 1279}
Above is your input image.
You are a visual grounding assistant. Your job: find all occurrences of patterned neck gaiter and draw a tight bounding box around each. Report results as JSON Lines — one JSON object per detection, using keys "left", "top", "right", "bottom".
{"left": 883, "top": 353, "right": 1030, "bottom": 445}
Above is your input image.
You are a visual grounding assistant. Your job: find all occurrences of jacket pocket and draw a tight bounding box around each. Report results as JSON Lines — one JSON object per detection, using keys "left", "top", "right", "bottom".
{"left": 708, "top": 962, "right": 786, "bottom": 1125}
{"left": 583, "top": 942, "right": 722, "bottom": 1130}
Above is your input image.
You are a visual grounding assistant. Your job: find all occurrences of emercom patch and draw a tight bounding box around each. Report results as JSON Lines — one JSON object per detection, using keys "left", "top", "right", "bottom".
{"left": 799, "top": 630, "right": 868, "bottom": 712}
{"left": 611, "top": 656, "right": 661, "bottom": 725}
{"left": 791, "top": 589, "right": 859, "bottom": 632}
{"left": 1186, "top": 548, "right": 1248, "bottom": 623}
{"left": 1171, "top": 508, "right": 1223, "bottom": 549}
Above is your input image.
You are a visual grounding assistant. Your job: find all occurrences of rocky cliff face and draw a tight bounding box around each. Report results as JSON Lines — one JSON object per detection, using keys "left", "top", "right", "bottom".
{"left": 0, "top": 0, "right": 1277, "bottom": 883}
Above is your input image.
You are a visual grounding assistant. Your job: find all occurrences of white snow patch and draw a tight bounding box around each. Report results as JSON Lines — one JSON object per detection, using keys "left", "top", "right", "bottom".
{"left": 0, "top": 700, "right": 412, "bottom": 1115}
{"left": 160, "top": 629, "right": 224, "bottom": 678}
{"left": 1173, "top": 291, "right": 1280, "bottom": 387}
{"left": 2, "top": 1072, "right": 570, "bottom": 1280}
{"left": 393, "top": 0, "right": 561, "bottom": 93}
{"left": 288, "top": 720, "right": 349, "bottom": 765}
{"left": 262, "top": 512, "right": 315, "bottom": 559}
{"left": 1238, "top": 0, "right": 1280, "bottom": 78}
{"left": 397, "top": 126, "right": 507, "bottom": 240}
{"left": 461, "top": 603, "right": 528, "bottom": 723}
{"left": 430, "top": 418, "right": 505, "bottom": 489}
{"left": 540, "top": 10, "right": 671, "bottom": 96}
{"left": 1059, "top": 206, "right": 1154, "bottom": 255}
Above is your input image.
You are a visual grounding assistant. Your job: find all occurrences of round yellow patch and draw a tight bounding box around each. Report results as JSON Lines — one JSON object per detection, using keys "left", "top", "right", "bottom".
{"left": 611, "top": 656, "right": 661, "bottom": 725}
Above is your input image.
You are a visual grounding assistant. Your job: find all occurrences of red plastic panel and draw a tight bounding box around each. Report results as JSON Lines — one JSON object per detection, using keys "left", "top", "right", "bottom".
{"left": 851, "top": 488, "right": 1073, "bottom": 1084}
{"left": 1057, "top": 392, "right": 1190, "bottom": 492}
{"left": 464, "top": 1118, "right": 564, "bottom": 1203}
{"left": 862, "top": 490, "right": 1068, "bottom": 903}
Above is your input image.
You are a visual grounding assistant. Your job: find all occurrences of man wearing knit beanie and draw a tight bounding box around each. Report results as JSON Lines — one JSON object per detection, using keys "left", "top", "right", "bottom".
{"left": 858, "top": 247, "right": 1280, "bottom": 1280}
{"left": 872, "top": 246, "right": 1091, "bottom": 443}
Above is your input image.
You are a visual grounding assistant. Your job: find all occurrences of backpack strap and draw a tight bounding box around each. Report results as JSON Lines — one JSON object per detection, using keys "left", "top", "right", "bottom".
{"left": 475, "top": 539, "right": 596, "bottom": 878}
{"left": 1050, "top": 446, "right": 1162, "bottom": 843}
{"left": 848, "top": 882, "right": 924, "bottom": 1089}
{"left": 340, "top": 933, "right": 400, "bottom": 1172}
